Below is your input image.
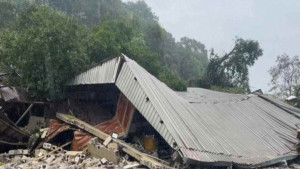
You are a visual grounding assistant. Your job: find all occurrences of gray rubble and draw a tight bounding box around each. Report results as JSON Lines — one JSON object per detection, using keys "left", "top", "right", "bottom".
{"left": 0, "top": 143, "right": 142, "bottom": 169}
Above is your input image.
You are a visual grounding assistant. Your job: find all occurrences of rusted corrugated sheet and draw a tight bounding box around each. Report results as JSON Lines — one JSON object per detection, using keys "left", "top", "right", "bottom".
{"left": 70, "top": 93, "right": 135, "bottom": 150}
{"left": 72, "top": 130, "right": 92, "bottom": 151}
{"left": 97, "top": 93, "right": 135, "bottom": 137}
{"left": 37, "top": 120, "right": 71, "bottom": 148}
{"left": 46, "top": 120, "right": 71, "bottom": 141}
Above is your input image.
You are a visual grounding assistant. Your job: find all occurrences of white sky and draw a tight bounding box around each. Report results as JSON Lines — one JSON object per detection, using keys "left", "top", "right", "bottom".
{"left": 123, "top": 0, "right": 300, "bottom": 92}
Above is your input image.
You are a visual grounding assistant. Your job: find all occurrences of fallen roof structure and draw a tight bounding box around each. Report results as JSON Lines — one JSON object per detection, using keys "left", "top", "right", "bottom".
{"left": 0, "top": 113, "right": 29, "bottom": 149}
{"left": 67, "top": 55, "right": 300, "bottom": 168}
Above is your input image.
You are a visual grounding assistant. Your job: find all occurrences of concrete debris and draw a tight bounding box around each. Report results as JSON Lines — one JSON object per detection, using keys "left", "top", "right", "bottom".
{"left": 123, "top": 162, "right": 141, "bottom": 169}
{"left": 112, "top": 133, "right": 119, "bottom": 139}
{"left": 100, "top": 158, "right": 108, "bottom": 164}
{"left": 42, "top": 143, "right": 52, "bottom": 151}
{"left": 103, "top": 136, "right": 112, "bottom": 146}
{"left": 57, "top": 113, "right": 173, "bottom": 169}
{"left": 65, "top": 151, "right": 82, "bottom": 156}
{"left": 35, "top": 149, "right": 48, "bottom": 157}
{"left": 1, "top": 146, "right": 142, "bottom": 169}
{"left": 8, "top": 149, "right": 29, "bottom": 156}
{"left": 87, "top": 138, "right": 119, "bottom": 164}
{"left": 107, "top": 142, "right": 118, "bottom": 150}
{"left": 40, "top": 130, "right": 48, "bottom": 139}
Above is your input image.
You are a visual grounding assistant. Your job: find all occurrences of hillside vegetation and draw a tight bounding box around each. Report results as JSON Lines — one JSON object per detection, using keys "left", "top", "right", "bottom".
{"left": 0, "top": 0, "right": 262, "bottom": 100}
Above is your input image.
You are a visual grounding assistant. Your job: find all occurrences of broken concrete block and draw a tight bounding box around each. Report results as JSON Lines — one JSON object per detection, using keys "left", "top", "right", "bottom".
{"left": 83, "top": 158, "right": 99, "bottom": 167}
{"left": 40, "top": 164, "right": 47, "bottom": 169}
{"left": 8, "top": 149, "right": 23, "bottom": 156}
{"left": 80, "top": 154, "right": 86, "bottom": 160}
{"left": 65, "top": 151, "right": 82, "bottom": 156}
{"left": 36, "top": 149, "right": 48, "bottom": 157}
{"left": 123, "top": 162, "right": 140, "bottom": 169}
{"left": 100, "top": 158, "right": 108, "bottom": 164}
{"left": 43, "top": 143, "right": 52, "bottom": 150}
{"left": 22, "top": 149, "right": 29, "bottom": 155}
{"left": 88, "top": 142, "right": 119, "bottom": 164}
{"left": 56, "top": 147, "right": 63, "bottom": 153}
{"left": 40, "top": 128, "right": 49, "bottom": 132}
{"left": 41, "top": 130, "right": 48, "bottom": 139}
{"left": 45, "top": 155, "right": 55, "bottom": 163}
{"left": 51, "top": 145, "right": 57, "bottom": 151}
{"left": 112, "top": 133, "right": 119, "bottom": 139}
{"left": 103, "top": 136, "right": 112, "bottom": 146}
{"left": 74, "top": 156, "right": 80, "bottom": 164}
{"left": 107, "top": 143, "right": 118, "bottom": 150}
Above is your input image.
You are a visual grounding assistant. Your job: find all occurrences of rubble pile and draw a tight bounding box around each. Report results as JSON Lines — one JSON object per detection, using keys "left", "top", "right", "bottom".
{"left": 0, "top": 113, "right": 174, "bottom": 169}
{"left": 0, "top": 142, "right": 142, "bottom": 169}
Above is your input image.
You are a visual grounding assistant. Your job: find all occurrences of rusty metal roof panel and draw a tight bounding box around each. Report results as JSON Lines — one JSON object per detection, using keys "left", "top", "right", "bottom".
{"left": 67, "top": 57, "right": 121, "bottom": 85}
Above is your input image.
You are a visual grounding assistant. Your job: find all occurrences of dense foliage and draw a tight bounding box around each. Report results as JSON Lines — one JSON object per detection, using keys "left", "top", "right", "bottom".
{"left": 0, "top": 5, "right": 89, "bottom": 100}
{"left": 0, "top": 0, "right": 263, "bottom": 100}
{"left": 38, "top": 0, "right": 208, "bottom": 87}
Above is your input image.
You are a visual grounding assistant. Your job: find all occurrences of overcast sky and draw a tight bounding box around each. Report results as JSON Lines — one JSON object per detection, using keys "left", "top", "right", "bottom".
{"left": 123, "top": 0, "right": 300, "bottom": 92}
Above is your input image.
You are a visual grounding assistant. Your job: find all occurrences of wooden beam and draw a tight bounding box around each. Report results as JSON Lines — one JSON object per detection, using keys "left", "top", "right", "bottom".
{"left": 15, "top": 103, "right": 34, "bottom": 125}
{"left": 56, "top": 113, "right": 109, "bottom": 140}
{"left": 56, "top": 113, "right": 173, "bottom": 169}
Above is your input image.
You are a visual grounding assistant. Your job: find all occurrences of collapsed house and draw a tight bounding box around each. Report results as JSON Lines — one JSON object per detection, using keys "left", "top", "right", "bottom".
{"left": 61, "top": 55, "right": 300, "bottom": 168}
{"left": 1, "top": 55, "right": 300, "bottom": 168}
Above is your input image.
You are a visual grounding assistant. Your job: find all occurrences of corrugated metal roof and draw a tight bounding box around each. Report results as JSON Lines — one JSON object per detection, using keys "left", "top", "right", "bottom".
{"left": 67, "top": 57, "right": 121, "bottom": 85}
{"left": 67, "top": 56, "right": 300, "bottom": 167}
{"left": 176, "top": 88, "right": 248, "bottom": 104}
{"left": 175, "top": 88, "right": 300, "bottom": 165}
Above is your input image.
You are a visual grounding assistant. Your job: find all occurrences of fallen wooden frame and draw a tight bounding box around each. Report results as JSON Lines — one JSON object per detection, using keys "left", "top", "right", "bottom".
{"left": 56, "top": 113, "right": 173, "bottom": 169}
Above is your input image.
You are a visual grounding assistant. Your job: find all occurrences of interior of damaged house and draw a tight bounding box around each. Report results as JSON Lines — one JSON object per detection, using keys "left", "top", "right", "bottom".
{"left": 1, "top": 56, "right": 300, "bottom": 169}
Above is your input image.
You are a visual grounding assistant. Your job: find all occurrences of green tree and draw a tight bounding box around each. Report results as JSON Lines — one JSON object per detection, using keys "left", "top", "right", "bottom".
{"left": 206, "top": 38, "right": 263, "bottom": 93}
{"left": 158, "top": 68, "right": 186, "bottom": 91}
{"left": 88, "top": 19, "right": 186, "bottom": 90}
{"left": 88, "top": 19, "right": 134, "bottom": 63}
{"left": 0, "top": 4, "right": 89, "bottom": 100}
{"left": 2, "top": 0, "right": 190, "bottom": 91}
{"left": 177, "top": 37, "right": 208, "bottom": 80}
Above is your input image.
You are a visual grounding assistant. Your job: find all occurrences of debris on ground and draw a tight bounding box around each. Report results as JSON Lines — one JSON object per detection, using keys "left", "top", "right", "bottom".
{"left": 0, "top": 142, "right": 142, "bottom": 169}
